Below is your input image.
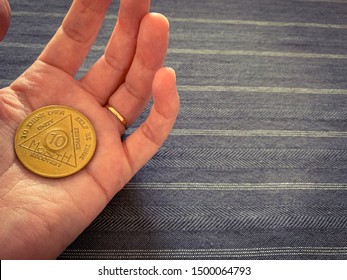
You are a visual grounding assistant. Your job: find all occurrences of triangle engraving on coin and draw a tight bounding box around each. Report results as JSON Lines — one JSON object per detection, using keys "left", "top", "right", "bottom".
{"left": 18, "top": 114, "right": 78, "bottom": 168}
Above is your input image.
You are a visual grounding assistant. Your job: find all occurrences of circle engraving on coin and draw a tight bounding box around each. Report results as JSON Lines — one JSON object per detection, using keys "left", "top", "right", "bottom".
{"left": 45, "top": 130, "right": 69, "bottom": 151}
{"left": 14, "top": 105, "right": 97, "bottom": 178}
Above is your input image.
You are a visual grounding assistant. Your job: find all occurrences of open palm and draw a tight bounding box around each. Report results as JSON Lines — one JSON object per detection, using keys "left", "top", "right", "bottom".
{"left": 0, "top": 0, "right": 179, "bottom": 259}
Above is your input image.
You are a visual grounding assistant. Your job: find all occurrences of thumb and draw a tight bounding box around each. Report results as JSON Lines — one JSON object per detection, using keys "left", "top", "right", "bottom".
{"left": 0, "top": 0, "right": 11, "bottom": 41}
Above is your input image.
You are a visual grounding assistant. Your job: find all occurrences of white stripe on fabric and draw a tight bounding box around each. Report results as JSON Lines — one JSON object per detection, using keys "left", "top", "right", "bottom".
{"left": 125, "top": 182, "right": 347, "bottom": 191}
{"left": 169, "top": 129, "right": 347, "bottom": 138}
{"left": 169, "top": 48, "right": 347, "bottom": 60}
{"left": 178, "top": 85, "right": 347, "bottom": 95}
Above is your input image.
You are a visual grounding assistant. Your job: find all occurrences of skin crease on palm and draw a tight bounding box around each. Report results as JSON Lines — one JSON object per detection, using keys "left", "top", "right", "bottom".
{"left": 0, "top": 0, "right": 180, "bottom": 259}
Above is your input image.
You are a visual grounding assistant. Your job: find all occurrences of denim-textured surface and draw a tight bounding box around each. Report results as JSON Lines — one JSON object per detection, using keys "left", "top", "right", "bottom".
{"left": 1, "top": 0, "right": 347, "bottom": 259}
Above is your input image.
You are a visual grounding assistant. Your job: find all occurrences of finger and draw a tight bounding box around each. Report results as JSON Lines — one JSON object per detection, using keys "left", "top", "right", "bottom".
{"left": 106, "top": 13, "right": 170, "bottom": 131}
{"left": 0, "top": 0, "right": 11, "bottom": 41}
{"left": 80, "top": 0, "right": 151, "bottom": 103}
{"left": 38, "top": 0, "right": 112, "bottom": 76}
{"left": 122, "top": 67, "right": 179, "bottom": 175}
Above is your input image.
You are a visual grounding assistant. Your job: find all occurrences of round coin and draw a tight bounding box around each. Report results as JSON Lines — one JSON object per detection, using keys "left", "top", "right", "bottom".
{"left": 14, "top": 105, "right": 97, "bottom": 178}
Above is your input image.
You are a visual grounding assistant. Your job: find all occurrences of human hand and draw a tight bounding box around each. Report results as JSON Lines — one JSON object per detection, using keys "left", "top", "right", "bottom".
{"left": 0, "top": 0, "right": 11, "bottom": 41}
{"left": 0, "top": 0, "right": 179, "bottom": 259}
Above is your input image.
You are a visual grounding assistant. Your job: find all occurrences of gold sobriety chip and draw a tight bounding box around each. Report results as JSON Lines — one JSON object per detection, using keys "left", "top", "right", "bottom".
{"left": 14, "top": 105, "right": 97, "bottom": 178}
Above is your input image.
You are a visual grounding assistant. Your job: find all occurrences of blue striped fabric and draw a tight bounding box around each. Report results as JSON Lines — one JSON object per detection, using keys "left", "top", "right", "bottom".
{"left": 1, "top": 0, "right": 347, "bottom": 259}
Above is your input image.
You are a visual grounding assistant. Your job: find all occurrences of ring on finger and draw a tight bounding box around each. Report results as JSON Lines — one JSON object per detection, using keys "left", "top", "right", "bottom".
{"left": 106, "top": 105, "right": 128, "bottom": 129}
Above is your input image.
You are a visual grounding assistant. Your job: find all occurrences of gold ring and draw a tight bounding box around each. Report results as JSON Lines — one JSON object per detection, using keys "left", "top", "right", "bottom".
{"left": 106, "top": 105, "right": 128, "bottom": 129}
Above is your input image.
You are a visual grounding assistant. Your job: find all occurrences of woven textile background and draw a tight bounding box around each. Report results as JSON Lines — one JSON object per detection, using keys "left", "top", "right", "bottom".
{"left": 1, "top": 0, "right": 347, "bottom": 259}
